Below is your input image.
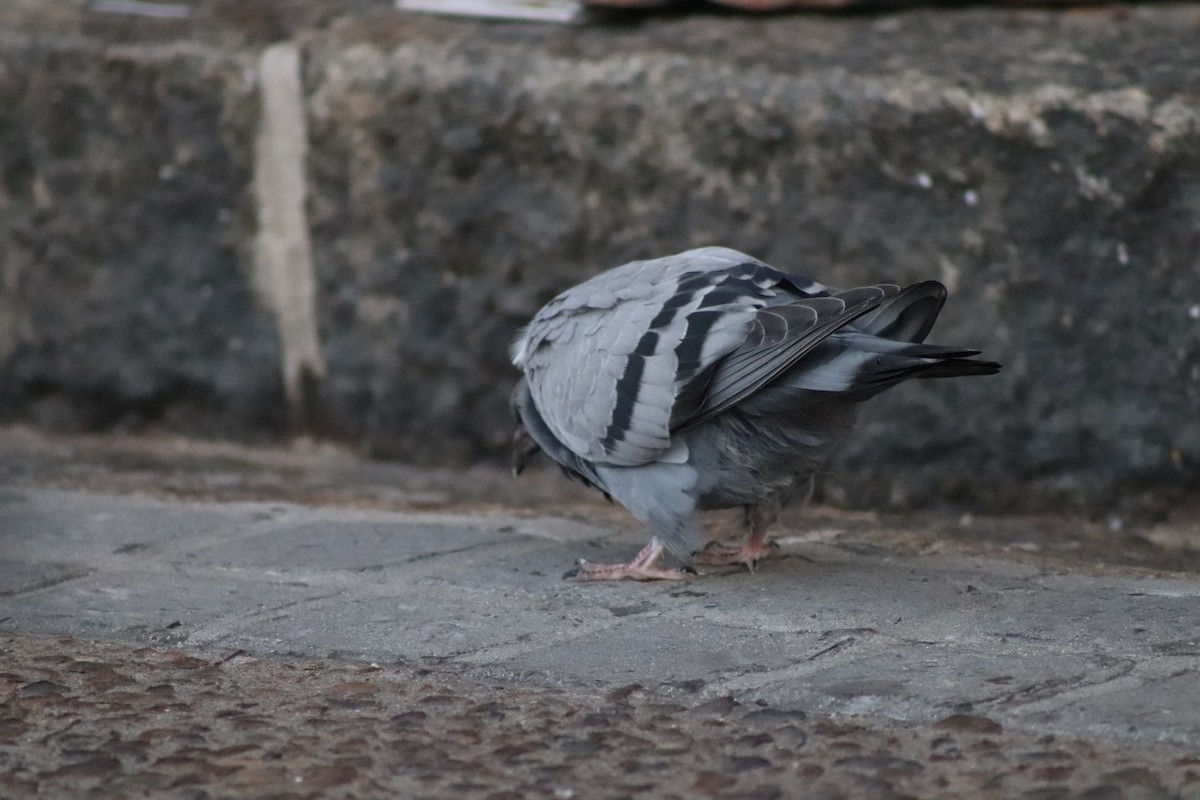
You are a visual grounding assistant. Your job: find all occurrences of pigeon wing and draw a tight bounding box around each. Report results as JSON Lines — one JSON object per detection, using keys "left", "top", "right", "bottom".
{"left": 515, "top": 248, "right": 829, "bottom": 467}
{"left": 674, "top": 290, "right": 886, "bottom": 430}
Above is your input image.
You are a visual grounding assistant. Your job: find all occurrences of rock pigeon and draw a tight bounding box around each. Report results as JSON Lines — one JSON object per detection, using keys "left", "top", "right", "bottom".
{"left": 510, "top": 247, "right": 1000, "bottom": 581}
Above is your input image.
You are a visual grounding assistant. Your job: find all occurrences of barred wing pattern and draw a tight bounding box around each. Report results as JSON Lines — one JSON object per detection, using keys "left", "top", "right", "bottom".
{"left": 512, "top": 247, "right": 886, "bottom": 467}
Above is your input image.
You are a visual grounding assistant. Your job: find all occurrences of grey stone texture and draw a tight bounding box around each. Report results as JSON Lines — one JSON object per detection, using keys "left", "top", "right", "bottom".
{"left": 1, "top": 3, "right": 1199, "bottom": 515}
{"left": 6, "top": 486, "right": 1200, "bottom": 749}
{"left": 0, "top": 25, "right": 282, "bottom": 438}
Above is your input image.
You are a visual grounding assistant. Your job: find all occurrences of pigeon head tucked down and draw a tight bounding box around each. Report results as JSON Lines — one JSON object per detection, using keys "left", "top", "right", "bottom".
{"left": 511, "top": 247, "right": 1000, "bottom": 581}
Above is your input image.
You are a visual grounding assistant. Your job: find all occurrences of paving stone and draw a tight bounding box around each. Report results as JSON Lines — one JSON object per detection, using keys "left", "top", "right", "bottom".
{"left": 206, "top": 585, "right": 617, "bottom": 664}
{"left": 179, "top": 518, "right": 529, "bottom": 571}
{"left": 4, "top": 487, "right": 1200, "bottom": 753}
{"left": 492, "top": 615, "right": 836, "bottom": 689}
{"left": 2, "top": 567, "right": 322, "bottom": 646}
{"left": 0, "top": 488, "right": 270, "bottom": 561}
{"left": 1011, "top": 664, "right": 1200, "bottom": 745}
{"left": 736, "top": 648, "right": 1139, "bottom": 722}
{"left": 0, "top": 559, "right": 89, "bottom": 598}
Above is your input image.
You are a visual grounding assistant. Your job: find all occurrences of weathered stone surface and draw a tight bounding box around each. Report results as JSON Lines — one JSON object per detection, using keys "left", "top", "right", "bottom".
{"left": 0, "top": 28, "right": 283, "bottom": 438}
{"left": 7, "top": 486, "right": 1200, "bottom": 750}
{"left": 1, "top": 4, "right": 1199, "bottom": 514}
{"left": 6, "top": 633, "right": 1198, "bottom": 800}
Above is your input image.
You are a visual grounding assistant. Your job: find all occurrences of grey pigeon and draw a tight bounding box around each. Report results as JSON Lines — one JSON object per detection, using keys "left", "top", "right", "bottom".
{"left": 511, "top": 247, "right": 999, "bottom": 581}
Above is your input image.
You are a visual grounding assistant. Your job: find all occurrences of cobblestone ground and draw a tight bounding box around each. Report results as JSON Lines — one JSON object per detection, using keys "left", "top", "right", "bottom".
{"left": 3, "top": 633, "right": 1199, "bottom": 800}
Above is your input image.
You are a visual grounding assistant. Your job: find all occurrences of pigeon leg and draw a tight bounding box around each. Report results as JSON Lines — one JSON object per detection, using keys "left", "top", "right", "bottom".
{"left": 693, "top": 506, "right": 781, "bottom": 571}
{"left": 567, "top": 538, "right": 696, "bottom": 582}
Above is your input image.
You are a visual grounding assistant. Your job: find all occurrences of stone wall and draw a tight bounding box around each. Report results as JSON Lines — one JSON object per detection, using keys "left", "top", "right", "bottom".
{"left": 1, "top": 3, "right": 1198, "bottom": 516}
{"left": 0, "top": 27, "right": 283, "bottom": 439}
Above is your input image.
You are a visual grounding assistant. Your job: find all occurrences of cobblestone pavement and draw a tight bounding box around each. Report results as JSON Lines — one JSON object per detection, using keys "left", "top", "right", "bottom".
{"left": 4, "top": 634, "right": 1199, "bottom": 800}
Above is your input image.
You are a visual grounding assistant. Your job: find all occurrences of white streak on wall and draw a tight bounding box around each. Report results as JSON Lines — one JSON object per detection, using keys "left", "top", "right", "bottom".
{"left": 252, "top": 43, "right": 325, "bottom": 418}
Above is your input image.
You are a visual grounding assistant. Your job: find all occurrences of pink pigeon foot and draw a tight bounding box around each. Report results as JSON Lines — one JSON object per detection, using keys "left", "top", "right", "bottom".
{"left": 693, "top": 536, "right": 781, "bottom": 572}
{"left": 565, "top": 540, "right": 696, "bottom": 582}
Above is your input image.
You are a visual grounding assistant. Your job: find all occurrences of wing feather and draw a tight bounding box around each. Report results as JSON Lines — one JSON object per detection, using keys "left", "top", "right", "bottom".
{"left": 517, "top": 248, "right": 790, "bottom": 465}
{"left": 677, "top": 295, "right": 885, "bottom": 428}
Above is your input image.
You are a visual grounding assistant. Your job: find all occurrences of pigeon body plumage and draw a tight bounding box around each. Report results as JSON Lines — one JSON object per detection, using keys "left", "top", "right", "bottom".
{"left": 511, "top": 247, "right": 1000, "bottom": 580}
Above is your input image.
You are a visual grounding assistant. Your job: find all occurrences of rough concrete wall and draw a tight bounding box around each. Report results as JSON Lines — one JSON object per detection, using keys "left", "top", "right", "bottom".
{"left": 300, "top": 11, "right": 1200, "bottom": 515}
{"left": 1, "top": 6, "right": 1198, "bottom": 516}
{"left": 0, "top": 34, "right": 284, "bottom": 438}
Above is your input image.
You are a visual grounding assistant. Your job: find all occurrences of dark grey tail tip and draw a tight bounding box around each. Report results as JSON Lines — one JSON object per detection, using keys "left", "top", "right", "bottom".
{"left": 922, "top": 358, "right": 1002, "bottom": 380}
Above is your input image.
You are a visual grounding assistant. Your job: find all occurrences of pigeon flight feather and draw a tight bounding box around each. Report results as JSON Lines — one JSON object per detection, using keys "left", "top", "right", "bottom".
{"left": 511, "top": 247, "right": 1000, "bottom": 581}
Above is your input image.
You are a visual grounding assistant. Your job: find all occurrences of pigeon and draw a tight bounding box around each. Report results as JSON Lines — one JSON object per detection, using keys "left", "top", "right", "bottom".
{"left": 510, "top": 247, "right": 1000, "bottom": 581}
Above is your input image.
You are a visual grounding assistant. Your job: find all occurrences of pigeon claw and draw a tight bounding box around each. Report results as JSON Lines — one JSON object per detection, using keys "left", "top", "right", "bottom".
{"left": 693, "top": 538, "right": 782, "bottom": 572}
{"left": 569, "top": 559, "right": 695, "bottom": 582}
{"left": 565, "top": 539, "right": 693, "bottom": 582}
